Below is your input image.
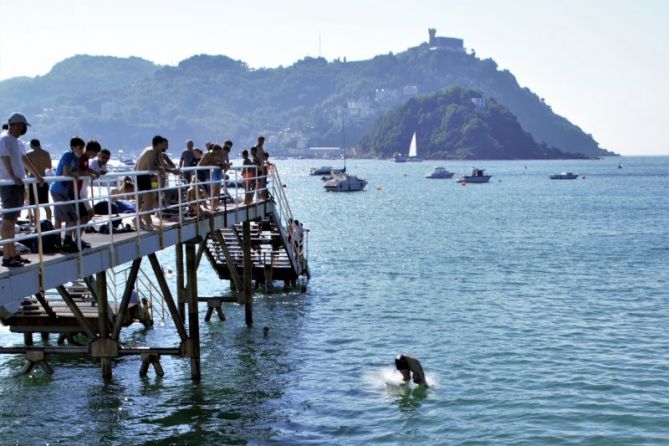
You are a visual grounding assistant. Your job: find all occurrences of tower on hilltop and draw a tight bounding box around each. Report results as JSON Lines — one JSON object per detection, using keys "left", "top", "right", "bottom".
{"left": 427, "top": 27, "right": 464, "bottom": 52}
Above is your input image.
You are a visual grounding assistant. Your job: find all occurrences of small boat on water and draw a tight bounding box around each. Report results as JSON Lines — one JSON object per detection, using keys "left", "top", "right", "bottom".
{"left": 323, "top": 172, "right": 367, "bottom": 192}
{"left": 425, "top": 166, "right": 454, "bottom": 179}
{"left": 311, "top": 165, "right": 344, "bottom": 175}
{"left": 549, "top": 172, "right": 578, "bottom": 180}
{"left": 393, "top": 131, "right": 423, "bottom": 162}
{"left": 456, "top": 168, "right": 491, "bottom": 184}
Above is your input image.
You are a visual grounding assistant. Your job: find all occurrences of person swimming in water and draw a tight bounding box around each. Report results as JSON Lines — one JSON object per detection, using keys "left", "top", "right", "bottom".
{"left": 395, "top": 354, "right": 428, "bottom": 387}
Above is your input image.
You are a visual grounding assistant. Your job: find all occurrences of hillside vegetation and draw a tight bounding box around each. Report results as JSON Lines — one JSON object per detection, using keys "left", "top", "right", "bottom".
{"left": 0, "top": 41, "right": 612, "bottom": 158}
{"left": 360, "top": 86, "right": 585, "bottom": 159}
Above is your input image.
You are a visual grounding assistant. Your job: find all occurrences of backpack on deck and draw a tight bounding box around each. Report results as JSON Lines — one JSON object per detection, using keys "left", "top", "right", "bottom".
{"left": 39, "top": 219, "right": 61, "bottom": 253}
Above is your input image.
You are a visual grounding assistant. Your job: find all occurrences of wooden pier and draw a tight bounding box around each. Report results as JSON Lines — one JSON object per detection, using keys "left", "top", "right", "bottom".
{"left": 0, "top": 167, "right": 309, "bottom": 380}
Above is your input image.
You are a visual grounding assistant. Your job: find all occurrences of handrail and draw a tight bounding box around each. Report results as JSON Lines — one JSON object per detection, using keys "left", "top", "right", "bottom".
{"left": 0, "top": 162, "right": 308, "bottom": 286}
{"left": 0, "top": 165, "right": 265, "bottom": 270}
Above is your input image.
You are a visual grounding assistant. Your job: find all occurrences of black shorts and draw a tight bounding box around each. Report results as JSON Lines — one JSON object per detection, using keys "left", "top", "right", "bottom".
{"left": 0, "top": 184, "right": 25, "bottom": 220}
{"left": 28, "top": 182, "right": 50, "bottom": 205}
{"left": 137, "top": 174, "right": 153, "bottom": 191}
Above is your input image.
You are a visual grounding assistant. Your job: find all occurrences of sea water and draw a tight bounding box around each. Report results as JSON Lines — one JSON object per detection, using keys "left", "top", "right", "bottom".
{"left": 0, "top": 156, "right": 667, "bottom": 445}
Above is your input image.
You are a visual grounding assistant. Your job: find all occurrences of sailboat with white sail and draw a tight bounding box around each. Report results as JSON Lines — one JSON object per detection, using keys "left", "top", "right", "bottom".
{"left": 393, "top": 131, "right": 423, "bottom": 163}
{"left": 406, "top": 131, "right": 422, "bottom": 162}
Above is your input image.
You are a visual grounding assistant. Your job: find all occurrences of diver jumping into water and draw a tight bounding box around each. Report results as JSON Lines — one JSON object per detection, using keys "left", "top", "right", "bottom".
{"left": 395, "top": 354, "right": 428, "bottom": 387}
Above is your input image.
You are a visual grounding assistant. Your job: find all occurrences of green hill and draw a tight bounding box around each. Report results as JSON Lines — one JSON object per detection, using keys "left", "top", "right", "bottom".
{"left": 0, "top": 36, "right": 613, "bottom": 157}
{"left": 360, "top": 86, "right": 585, "bottom": 159}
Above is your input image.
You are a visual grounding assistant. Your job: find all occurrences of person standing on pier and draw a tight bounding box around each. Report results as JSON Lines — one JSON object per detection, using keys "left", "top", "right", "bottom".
{"left": 25, "top": 138, "right": 53, "bottom": 223}
{"left": 0, "top": 113, "right": 45, "bottom": 267}
{"left": 78, "top": 140, "right": 102, "bottom": 234}
{"left": 242, "top": 149, "right": 255, "bottom": 204}
{"left": 179, "top": 140, "right": 195, "bottom": 183}
{"left": 134, "top": 135, "right": 180, "bottom": 230}
{"left": 253, "top": 136, "right": 267, "bottom": 199}
{"left": 50, "top": 137, "right": 89, "bottom": 252}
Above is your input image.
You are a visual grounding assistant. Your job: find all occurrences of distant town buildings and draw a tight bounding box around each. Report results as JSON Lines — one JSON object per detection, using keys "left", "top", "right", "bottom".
{"left": 428, "top": 28, "right": 465, "bottom": 52}
{"left": 471, "top": 97, "right": 486, "bottom": 111}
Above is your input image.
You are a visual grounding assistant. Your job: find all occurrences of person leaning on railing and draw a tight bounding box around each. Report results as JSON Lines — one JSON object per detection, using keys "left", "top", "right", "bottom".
{"left": 50, "top": 137, "right": 91, "bottom": 253}
{"left": 134, "top": 135, "right": 180, "bottom": 231}
{"left": 0, "top": 113, "right": 45, "bottom": 267}
{"left": 197, "top": 144, "right": 225, "bottom": 210}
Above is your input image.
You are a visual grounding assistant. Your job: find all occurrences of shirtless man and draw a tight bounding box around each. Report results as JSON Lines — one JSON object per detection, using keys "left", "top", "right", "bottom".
{"left": 395, "top": 354, "right": 429, "bottom": 387}
{"left": 25, "top": 139, "right": 52, "bottom": 222}
{"left": 134, "top": 135, "right": 180, "bottom": 230}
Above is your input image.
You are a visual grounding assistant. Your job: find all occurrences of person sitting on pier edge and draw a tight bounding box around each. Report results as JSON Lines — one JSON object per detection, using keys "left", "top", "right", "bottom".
{"left": 0, "top": 113, "right": 45, "bottom": 267}
{"left": 25, "top": 138, "right": 53, "bottom": 223}
{"left": 134, "top": 135, "right": 180, "bottom": 231}
{"left": 93, "top": 176, "right": 136, "bottom": 216}
{"left": 50, "top": 136, "right": 89, "bottom": 252}
{"left": 395, "top": 354, "right": 429, "bottom": 387}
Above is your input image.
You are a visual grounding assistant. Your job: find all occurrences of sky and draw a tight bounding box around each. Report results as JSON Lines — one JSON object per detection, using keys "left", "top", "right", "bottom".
{"left": 0, "top": 0, "right": 667, "bottom": 155}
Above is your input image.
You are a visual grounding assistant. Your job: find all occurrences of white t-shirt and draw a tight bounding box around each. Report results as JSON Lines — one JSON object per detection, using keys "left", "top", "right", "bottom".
{"left": 90, "top": 158, "right": 107, "bottom": 174}
{"left": 0, "top": 133, "right": 26, "bottom": 180}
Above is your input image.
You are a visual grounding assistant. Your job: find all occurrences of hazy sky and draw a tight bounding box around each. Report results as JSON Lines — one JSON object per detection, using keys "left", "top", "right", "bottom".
{"left": 1, "top": 0, "right": 667, "bottom": 155}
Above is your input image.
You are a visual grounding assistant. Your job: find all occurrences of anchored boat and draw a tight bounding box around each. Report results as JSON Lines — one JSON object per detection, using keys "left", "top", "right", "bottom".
{"left": 549, "top": 172, "right": 578, "bottom": 180}
{"left": 425, "top": 166, "right": 454, "bottom": 179}
{"left": 456, "top": 168, "right": 491, "bottom": 183}
{"left": 323, "top": 172, "right": 367, "bottom": 192}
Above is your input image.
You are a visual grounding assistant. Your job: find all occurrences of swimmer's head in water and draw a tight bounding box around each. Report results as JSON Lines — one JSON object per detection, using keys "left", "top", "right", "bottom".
{"left": 395, "top": 355, "right": 409, "bottom": 371}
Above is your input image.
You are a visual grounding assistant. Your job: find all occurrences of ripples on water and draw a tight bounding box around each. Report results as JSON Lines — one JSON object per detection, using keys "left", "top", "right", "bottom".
{"left": 1, "top": 157, "right": 668, "bottom": 445}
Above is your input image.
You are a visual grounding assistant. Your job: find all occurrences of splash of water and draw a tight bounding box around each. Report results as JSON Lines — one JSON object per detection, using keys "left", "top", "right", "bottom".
{"left": 362, "top": 367, "right": 437, "bottom": 389}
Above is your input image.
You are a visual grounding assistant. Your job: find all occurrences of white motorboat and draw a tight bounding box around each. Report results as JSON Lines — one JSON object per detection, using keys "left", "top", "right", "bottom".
{"left": 549, "top": 172, "right": 578, "bottom": 180}
{"left": 323, "top": 172, "right": 367, "bottom": 192}
{"left": 426, "top": 166, "right": 454, "bottom": 179}
{"left": 456, "top": 168, "right": 491, "bottom": 183}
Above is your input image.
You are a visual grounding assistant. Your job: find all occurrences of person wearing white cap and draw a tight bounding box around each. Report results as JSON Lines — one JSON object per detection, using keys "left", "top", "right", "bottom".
{"left": 0, "top": 113, "right": 45, "bottom": 267}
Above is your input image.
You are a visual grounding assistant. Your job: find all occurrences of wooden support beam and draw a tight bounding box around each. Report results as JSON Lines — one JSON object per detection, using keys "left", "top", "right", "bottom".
{"left": 186, "top": 242, "right": 201, "bottom": 380}
{"left": 96, "top": 272, "right": 109, "bottom": 338}
{"left": 204, "top": 299, "right": 226, "bottom": 322}
{"left": 148, "top": 253, "right": 189, "bottom": 341}
{"left": 84, "top": 276, "right": 114, "bottom": 326}
{"left": 195, "top": 236, "right": 207, "bottom": 269}
{"left": 34, "top": 293, "right": 56, "bottom": 318}
{"left": 213, "top": 229, "right": 243, "bottom": 292}
{"left": 139, "top": 353, "right": 164, "bottom": 377}
{"left": 56, "top": 286, "right": 97, "bottom": 340}
{"left": 111, "top": 258, "right": 142, "bottom": 341}
{"left": 176, "top": 243, "right": 186, "bottom": 322}
{"left": 243, "top": 220, "right": 253, "bottom": 326}
{"left": 185, "top": 243, "right": 201, "bottom": 378}
{"left": 96, "top": 271, "right": 113, "bottom": 379}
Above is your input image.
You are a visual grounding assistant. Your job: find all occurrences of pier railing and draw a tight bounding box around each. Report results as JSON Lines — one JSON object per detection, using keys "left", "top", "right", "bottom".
{"left": 0, "top": 162, "right": 307, "bottom": 292}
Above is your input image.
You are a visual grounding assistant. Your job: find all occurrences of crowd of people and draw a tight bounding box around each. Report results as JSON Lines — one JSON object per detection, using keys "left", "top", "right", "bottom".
{"left": 0, "top": 112, "right": 274, "bottom": 267}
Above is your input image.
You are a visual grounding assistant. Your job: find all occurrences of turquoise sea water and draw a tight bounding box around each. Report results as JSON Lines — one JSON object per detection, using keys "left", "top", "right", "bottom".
{"left": 1, "top": 156, "right": 668, "bottom": 445}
